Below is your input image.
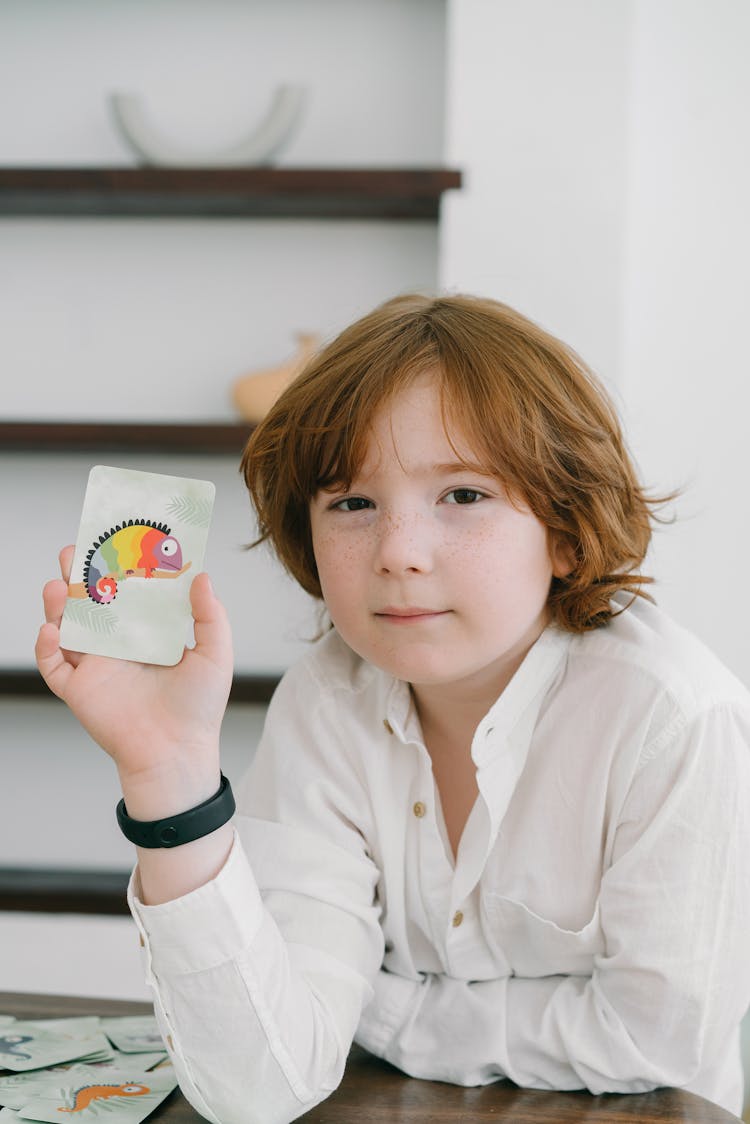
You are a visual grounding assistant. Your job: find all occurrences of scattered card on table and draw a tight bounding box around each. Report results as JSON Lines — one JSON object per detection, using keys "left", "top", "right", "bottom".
{"left": 90, "top": 1049, "right": 168, "bottom": 1072}
{"left": 59, "top": 465, "right": 215, "bottom": 666}
{"left": 0, "top": 1065, "right": 94, "bottom": 1110}
{"left": 22, "top": 1019, "right": 100, "bottom": 1040}
{"left": 0, "top": 1024, "right": 109, "bottom": 1073}
{"left": 16, "top": 1066, "right": 177, "bottom": 1123}
{"left": 98, "top": 1017, "right": 165, "bottom": 1055}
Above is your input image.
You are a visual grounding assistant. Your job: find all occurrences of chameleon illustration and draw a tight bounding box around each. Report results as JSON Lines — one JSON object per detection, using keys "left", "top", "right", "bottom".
{"left": 66, "top": 520, "right": 190, "bottom": 604}
{"left": 58, "top": 1081, "right": 151, "bottom": 1112}
{"left": 0, "top": 1033, "right": 33, "bottom": 1060}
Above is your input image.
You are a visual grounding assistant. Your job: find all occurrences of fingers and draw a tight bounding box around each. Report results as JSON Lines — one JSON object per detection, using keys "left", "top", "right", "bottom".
{"left": 42, "top": 545, "right": 75, "bottom": 625}
{"left": 43, "top": 577, "right": 69, "bottom": 628}
{"left": 59, "top": 544, "right": 74, "bottom": 584}
{"left": 35, "top": 621, "right": 73, "bottom": 701}
{"left": 40, "top": 546, "right": 82, "bottom": 685}
{"left": 190, "top": 573, "right": 234, "bottom": 674}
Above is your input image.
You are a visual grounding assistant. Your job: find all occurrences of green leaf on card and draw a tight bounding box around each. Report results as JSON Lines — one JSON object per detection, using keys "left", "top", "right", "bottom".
{"left": 166, "top": 495, "right": 212, "bottom": 528}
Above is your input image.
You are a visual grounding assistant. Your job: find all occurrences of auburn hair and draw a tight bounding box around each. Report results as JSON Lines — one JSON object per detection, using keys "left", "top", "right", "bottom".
{"left": 240, "top": 293, "right": 677, "bottom": 632}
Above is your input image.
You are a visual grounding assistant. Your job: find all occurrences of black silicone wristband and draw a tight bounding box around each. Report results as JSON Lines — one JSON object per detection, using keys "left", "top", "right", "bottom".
{"left": 116, "top": 773, "right": 235, "bottom": 849}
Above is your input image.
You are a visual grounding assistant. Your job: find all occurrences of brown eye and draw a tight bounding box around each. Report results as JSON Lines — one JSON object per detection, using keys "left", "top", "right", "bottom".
{"left": 444, "top": 489, "right": 484, "bottom": 505}
{"left": 332, "top": 497, "right": 373, "bottom": 512}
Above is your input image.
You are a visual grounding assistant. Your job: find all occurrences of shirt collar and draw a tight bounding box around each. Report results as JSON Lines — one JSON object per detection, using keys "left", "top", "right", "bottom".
{"left": 381, "top": 622, "right": 573, "bottom": 756}
{"left": 471, "top": 625, "right": 572, "bottom": 767}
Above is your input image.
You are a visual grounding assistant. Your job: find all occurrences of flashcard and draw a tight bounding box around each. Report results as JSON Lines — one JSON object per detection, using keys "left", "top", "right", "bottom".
{"left": 98, "top": 1018, "right": 165, "bottom": 1055}
{"left": 22, "top": 1019, "right": 99, "bottom": 1034}
{"left": 0, "top": 1025, "right": 110, "bottom": 1073}
{"left": 0, "top": 1066, "right": 94, "bottom": 1110}
{"left": 87, "top": 1050, "right": 167, "bottom": 1073}
{"left": 59, "top": 466, "right": 215, "bottom": 666}
{"left": 20, "top": 1020, "right": 103, "bottom": 1046}
{"left": 16, "top": 1067, "right": 177, "bottom": 1123}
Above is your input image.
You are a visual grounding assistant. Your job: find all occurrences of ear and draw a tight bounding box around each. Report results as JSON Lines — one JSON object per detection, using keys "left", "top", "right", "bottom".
{"left": 550, "top": 533, "right": 576, "bottom": 579}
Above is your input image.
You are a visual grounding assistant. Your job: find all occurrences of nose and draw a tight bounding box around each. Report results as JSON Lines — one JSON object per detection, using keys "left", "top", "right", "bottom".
{"left": 373, "top": 511, "right": 434, "bottom": 575}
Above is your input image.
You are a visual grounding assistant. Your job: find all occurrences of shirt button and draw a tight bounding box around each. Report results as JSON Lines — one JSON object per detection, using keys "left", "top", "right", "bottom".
{"left": 452, "top": 910, "right": 464, "bottom": 928}
{"left": 383, "top": 719, "right": 394, "bottom": 735}
{"left": 413, "top": 801, "right": 426, "bottom": 818}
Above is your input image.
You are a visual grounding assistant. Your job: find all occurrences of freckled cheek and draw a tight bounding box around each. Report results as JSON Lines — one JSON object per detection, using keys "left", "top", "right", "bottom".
{"left": 441, "top": 526, "right": 551, "bottom": 590}
{"left": 438, "top": 526, "right": 510, "bottom": 572}
{"left": 313, "top": 532, "right": 373, "bottom": 596}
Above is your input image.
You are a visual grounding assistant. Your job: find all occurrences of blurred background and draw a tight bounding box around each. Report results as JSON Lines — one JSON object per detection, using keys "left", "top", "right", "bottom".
{"left": 0, "top": 0, "right": 748, "bottom": 1108}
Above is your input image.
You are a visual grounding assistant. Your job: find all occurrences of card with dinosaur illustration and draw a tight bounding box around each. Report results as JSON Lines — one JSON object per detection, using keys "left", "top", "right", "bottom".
{"left": 0, "top": 1024, "right": 111, "bottom": 1073}
{"left": 0, "top": 1065, "right": 98, "bottom": 1111}
{"left": 59, "top": 465, "right": 215, "bottom": 666}
{"left": 16, "top": 1066, "right": 177, "bottom": 1123}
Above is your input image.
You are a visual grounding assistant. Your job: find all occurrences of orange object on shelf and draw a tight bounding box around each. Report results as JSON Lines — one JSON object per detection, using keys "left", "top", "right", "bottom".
{"left": 230, "top": 332, "right": 320, "bottom": 422}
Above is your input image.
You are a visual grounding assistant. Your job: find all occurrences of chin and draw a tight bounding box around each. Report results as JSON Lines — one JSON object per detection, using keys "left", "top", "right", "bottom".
{"left": 374, "top": 654, "right": 461, "bottom": 685}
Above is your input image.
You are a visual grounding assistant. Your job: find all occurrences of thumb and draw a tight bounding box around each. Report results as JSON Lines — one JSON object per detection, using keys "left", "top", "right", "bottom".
{"left": 190, "top": 573, "right": 233, "bottom": 670}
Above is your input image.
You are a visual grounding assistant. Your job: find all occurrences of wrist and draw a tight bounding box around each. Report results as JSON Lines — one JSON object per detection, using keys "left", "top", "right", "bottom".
{"left": 117, "top": 755, "right": 222, "bottom": 822}
{"left": 117, "top": 773, "right": 234, "bottom": 850}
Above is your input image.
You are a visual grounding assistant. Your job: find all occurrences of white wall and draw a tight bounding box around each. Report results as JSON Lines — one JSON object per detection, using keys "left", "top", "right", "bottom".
{"left": 440, "top": 0, "right": 632, "bottom": 385}
{"left": 441, "top": 0, "right": 750, "bottom": 688}
{"left": 621, "top": 0, "right": 750, "bottom": 684}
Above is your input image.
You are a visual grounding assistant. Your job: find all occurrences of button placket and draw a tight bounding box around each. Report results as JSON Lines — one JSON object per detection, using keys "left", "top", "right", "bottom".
{"left": 411, "top": 777, "right": 455, "bottom": 961}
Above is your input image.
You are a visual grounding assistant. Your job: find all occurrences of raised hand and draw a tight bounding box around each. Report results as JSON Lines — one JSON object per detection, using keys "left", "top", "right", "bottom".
{"left": 36, "top": 545, "right": 234, "bottom": 795}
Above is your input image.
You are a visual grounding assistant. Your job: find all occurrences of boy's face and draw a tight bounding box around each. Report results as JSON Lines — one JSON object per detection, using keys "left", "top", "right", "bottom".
{"left": 309, "top": 373, "right": 572, "bottom": 706}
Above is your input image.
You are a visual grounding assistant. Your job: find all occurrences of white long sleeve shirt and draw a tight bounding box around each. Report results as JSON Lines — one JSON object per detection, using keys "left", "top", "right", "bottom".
{"left": 128, "top": 594, "right": 750, "bottom": 1123}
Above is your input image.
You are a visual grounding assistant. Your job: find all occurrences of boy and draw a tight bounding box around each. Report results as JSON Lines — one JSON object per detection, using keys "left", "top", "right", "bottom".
{"left": 38, "top": 294, "right": 750, "bottom": 1122}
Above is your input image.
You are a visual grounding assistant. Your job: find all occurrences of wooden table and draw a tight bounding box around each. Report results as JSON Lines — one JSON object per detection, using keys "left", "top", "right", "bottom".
{"left": 0, "top": 992, "right": 741, "bottom": 1122}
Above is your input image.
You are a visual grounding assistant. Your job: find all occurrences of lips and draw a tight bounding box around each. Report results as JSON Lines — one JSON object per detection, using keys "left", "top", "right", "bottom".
{"left": 375, "top": 607, "right": 448, "bottom": 619}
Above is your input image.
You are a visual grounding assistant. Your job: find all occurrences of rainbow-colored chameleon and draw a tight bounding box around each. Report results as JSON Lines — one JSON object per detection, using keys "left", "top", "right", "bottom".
{"left": 83, "top": 520, "right": 184, "bottom": 604}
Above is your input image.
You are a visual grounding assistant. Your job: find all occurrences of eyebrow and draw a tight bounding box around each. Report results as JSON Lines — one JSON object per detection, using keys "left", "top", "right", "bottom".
{"left": 432, "top": 460, "right": 493, "bottom": 475}
{"left": 314, "top": 461, "right": 495, "bottom": 496}
{"left": 356, "top": 460, "right": 495, "bottom": 483}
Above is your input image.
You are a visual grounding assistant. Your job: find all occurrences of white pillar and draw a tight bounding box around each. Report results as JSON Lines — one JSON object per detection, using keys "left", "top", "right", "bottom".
{"left": 440, "top": 0, "right": 632, "bottom": 386}
{"left": 621, "top": 0, "right": 750, "bottom": 682}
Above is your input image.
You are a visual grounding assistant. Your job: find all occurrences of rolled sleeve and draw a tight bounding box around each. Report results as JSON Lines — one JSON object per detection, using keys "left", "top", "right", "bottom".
{"left": 129, "top": 828, "right": 264, "bottom": 976}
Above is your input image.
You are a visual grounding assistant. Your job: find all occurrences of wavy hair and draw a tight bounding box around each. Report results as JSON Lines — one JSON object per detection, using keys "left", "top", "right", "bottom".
{"left": 240, "top": 293, "right": 678, "bottom": 632}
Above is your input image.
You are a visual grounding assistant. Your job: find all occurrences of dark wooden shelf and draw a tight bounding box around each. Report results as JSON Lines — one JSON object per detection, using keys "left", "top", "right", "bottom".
{"left": 0, "top": 421, "right": 254, "bottom": 454}
{"left": 0, "top": 866, "right": 131, "bottom": 915}
{"left": 1, "top": 668, "right": 282, "bottom": 914}
{"left": 0, "top": 669, "right": 280, "bottom": 704}
{"left": 0, "top": 167, "right": 462, "bottom": 219}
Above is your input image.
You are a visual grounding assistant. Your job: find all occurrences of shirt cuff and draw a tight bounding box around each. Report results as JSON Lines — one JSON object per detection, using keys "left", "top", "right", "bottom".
{"left": 128, "top": 828, "right": 264, "bottom": 976}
